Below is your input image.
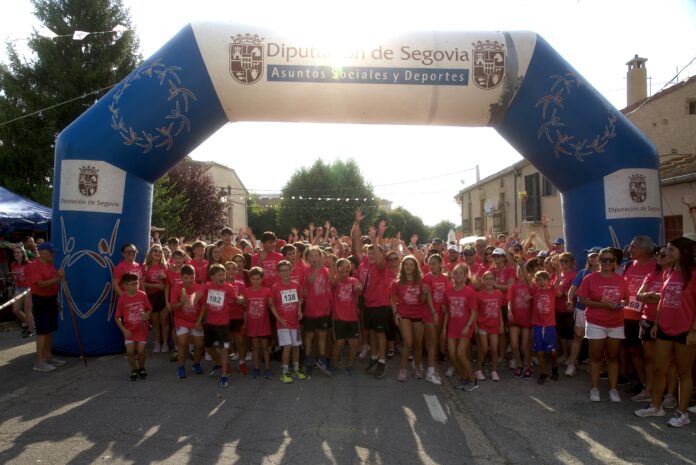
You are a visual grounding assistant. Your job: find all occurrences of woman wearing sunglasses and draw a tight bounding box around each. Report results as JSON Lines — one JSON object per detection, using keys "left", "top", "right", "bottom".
{"left": 577, "top": 248, "right": 629, "bottom": 402}
{"left": 635, "top": 237, "right": 696, "bottom": 427}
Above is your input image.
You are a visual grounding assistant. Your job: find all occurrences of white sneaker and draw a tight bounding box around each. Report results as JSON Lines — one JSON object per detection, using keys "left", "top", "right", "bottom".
{"left": 152, "top": 342, "right": 161, "bottom": 353}
{"left": 491, "top": 371, "right": 500, "bottom": 382}
{"left": 445, "top": 366, "right": 455, "bottom": 377}
{"left": 634, "top": 404, "right": 665, "bottom": 417}
{"left": 667, "top": 411, "right": 691, "bottom": 428}
{"left": 631, "top": 389, "right": 652, "bottom": 402}
{"left": 161, "top": 343, "right": 169, "bottom": 353}
{"left": 509, "top": 359, "right": 517, "bottom": 370}
{"left": 204, "top": 352, "right": 213, "bottom": 361}
{"left": 564, "top": 363, "right": 576, "bottom": 377}
{"left": 47, "top": 357, "right": 67, "bottom": 366}
{"left": 426, "top": 371, "right": 442, "bottom": 385}
{"left": 590, "top": 388, "right": 601, "bottom": 402}
{"left": 663, "top": 394, "right": 677, "bottom": 409}
{"left": 33, "top": 362, "right": 56, "bottom": 372}
{"left": 609, "top": 388, "right": 622, "bottom": 403}
{"left": 245, "top": 352, "right": 253, "bottom": 361}
{"left": 358, "top": 344, "right": 371, "bottom": 360}
{"left": 474, "top": 370, "right": 486, "bottom": 381}
{"left": 531, "top": 356, "right": 539, "bottom": 366}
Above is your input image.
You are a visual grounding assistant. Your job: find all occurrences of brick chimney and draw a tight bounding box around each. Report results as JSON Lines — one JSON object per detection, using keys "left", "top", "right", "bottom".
{"left": 626, "top": 54, "right": 648, "bottom": 107}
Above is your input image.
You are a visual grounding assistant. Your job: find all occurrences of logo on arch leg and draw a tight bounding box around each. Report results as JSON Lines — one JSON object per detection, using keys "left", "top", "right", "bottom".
{"left": 472, "top": 40, "right": 505, "bottom": 90}
{"left": 230, "top": 33, "right": 264, "bottom": 85}
{"left": 629, "top": 173, "right": 647, "bottom": 203}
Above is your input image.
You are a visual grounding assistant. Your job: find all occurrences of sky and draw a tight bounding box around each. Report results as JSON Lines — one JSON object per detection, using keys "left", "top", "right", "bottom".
{"left": 1, "top": 0, "right": 695, "bottom": 227}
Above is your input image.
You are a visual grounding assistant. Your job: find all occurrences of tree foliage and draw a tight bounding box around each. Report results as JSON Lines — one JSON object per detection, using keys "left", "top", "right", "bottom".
{"left": 248, "top": 197, "right": 280, "bottom": 236}
{"left": 429, "top": 220, "right": 457, "bottom": 243}
{"left": 151, "top": 159, "right": 225, "bottom": 240}
{"left": 277, "top": 159, "right": 378, "bottom": 236}
{"left": 0, "top": 0, "right": 140, "bottom": 205}
{"left": 375, "top": 207, "right": 429, "bottom": 243}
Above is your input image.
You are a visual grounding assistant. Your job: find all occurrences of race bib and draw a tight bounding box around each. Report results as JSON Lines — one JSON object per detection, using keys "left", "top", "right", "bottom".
{"left": 281, "top": 289, "right": 299, "bottom": 304}
{"left": 626, "top": 296, "right": 643, "bottom": 313}
{"left": 207, "top": 289, "right": 225, "bottom": 307}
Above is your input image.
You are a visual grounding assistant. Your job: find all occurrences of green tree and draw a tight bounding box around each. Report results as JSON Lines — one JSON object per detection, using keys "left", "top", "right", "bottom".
{"left": 375, "top": 207, "right": 429, "bottom": 243}
{"left": 248, "top": 197, "right": 280, "bottom": 237}
{"left": 0, "top": 0, "right": 140, "bottom": 204}
{"left": 150, "top": 173, "right": 188, "bottom": 238}
{"left": 277, "top": 159, "right": 378, "bottom": 236}
{"left": 429, "top": 220, "right": 457, "bottom": 243}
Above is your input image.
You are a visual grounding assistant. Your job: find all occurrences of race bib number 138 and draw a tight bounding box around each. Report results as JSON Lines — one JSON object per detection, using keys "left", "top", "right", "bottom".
{"left": 281, "top": 289, "right": 299, "bottom": 304}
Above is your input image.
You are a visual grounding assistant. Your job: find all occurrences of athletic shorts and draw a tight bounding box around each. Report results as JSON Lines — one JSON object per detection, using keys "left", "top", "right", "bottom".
{"left": 639, "top": 319, "right": 656, "bottom": 342}
{"left": 32, "top": 294, "right": 58, "bottom": 335}
{"left": 574, "top": 308, "right": 586, "bottom": 328}
{"left": 229, "top": 318, "right": 244, "bottom": 333}
{"left": 333, "top": 319, "right": 359, "bottom": 340}
{"left": 303, "top": 315, "right": 331, "bottom": 332}
{"left": 147, "top": 291, "right": 166, "bottom": 313}
{"left": 176, "top": 326, "right": 204, "bottom": 337}
{"left": 623, "top": 319, "right": 642, "bottom": 347}
{"left": 585, "top": 322, "right": 625, "bottom": 340}
{"left": 204, "top": 324, "right": 230, "bottom": 349}
{"left": 657, "top": 328, "right": 689, "bottom": 345}
{"left": 277, "top": 328, "right": 302, "bottom": 347}
{"left": 533, "top": 325, "right": 557, "bottom": 353}
{"left": 364, "top": 306, "right": 391, "bottom": 333}
{"left": 556, "top": 312, "right": 574, "bottom": 340}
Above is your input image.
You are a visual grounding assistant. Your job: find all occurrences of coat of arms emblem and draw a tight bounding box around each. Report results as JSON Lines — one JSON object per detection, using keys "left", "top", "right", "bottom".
{"left": 79, "top": 166, "right": 99, "bottom": 196}
{"left": 629, "top": 173, "right": 647, "bottom": 203}
{"left": 229, "top": 33, "right": 264, "bottom": 85}
{"left": 472, "top": 40, "right": 505, "bottom": 90}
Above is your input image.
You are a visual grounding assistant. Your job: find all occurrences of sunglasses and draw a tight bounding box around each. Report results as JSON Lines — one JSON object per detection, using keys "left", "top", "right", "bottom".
{"left": 599, "top": 258, "right": 616, "bottom": 264}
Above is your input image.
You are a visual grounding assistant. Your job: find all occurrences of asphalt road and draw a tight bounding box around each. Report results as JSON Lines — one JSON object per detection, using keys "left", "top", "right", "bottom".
{"left": 0, "top": 329, "right": 694, "bottom": 465}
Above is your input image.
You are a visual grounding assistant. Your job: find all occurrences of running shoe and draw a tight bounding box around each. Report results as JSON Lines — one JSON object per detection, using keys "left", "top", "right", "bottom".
{"left": 204, "top": 352, "right": 213, "bottom": 361}
{"left": 426, "top": 371, "right": 442, "bottom": 385}
{"left": 374, "top": 362, "right": 386, "bottom": 379}
{"left": 667, "top": 411, "right": 691, "bottom": 428}
{"left": 522, "top": 368, "right": 533, "bottom": 380}
{"left": 663, "top": 394, "right": 677, "bottom": 409}
{"left": 464, "top": 379, "right": 480, "bottom": 392}
{"left": 564, "top": 364, "right": 576, "bottom": 377}
{"left": 414, "top": 366, "right": 423, "bottom": 380}
{"left": 47, "top": 357, "right": 66, "bottom": 366}
{"left": 32, "top": 362, "right": 56, "bottom": 372}
{"left": 537, "top": 373, "right": 548, "bottom": 385}
{"left": 152, "top": 342, "right": 161, "bottom": 353}
{"left": 129, "top": 370, "right": 138, "bottom": 381}
{"left": 251, "top": 368, "right": 260, "bottom": 379}
{"left": 635, "top": 404, "right": 666, "bottom": 417}
{"left": 238, "top": 363, "right": 248, "bottom": 375}
{"left": 509, "top": 359, "right": 517, "bottom": 370}
{"left": 609, "top": 389, "right": 622, "bottom": 403}
{"left": 177, "top": 366, "right": 186, "bottom": 379}
{"left": 316, "top": 358, "right": 333, "bottom": 377}
{"left": 192, "top": 363, "right": 204, "bottom": 375}
{"left": 398, "top": 368, "right": 407, "bottom": 382}
{"left": 631, "top": 389, "right": 652, "bottom": 402}
{"left": 161, "top": 343, "right": 169, "bottom": 353}
{"left": 138, "top": 368, "right": 147, "bottom": 379}
{"left": 365, "top": 358, "right": 379, "bottom": 374}
{"left": 358, "top": 344, "right": 370, "bottom": 360}
{"left": 280, "top": 372, "right": 293, "bottom": 384}
{"left": 387, "top": 350, "right": 395, "bottom": 359}
{"left": 454, "top": 379, "right": 467, "bottom": 390}
{"left": 219, "top": 376, "right": 229, "bottom": 388}
{"left": 474, "top": 370, "right": 486, "bottom": 381}
{"left": 344, "top": 367, "right": 357, "bottom": 377}
{"left": 445, "top": 366, "right": 455, "bottom": 377}
{"left": 590, "top": 388, "right": 601, "bottom": 402}
{"left": 264, "top": 369, "right": 272, "bottom": 379}
{"left": 208, "top": 364, "right": 221, "bottom": 376}
{"left": 491, "top": 371, "right": 500, "bottom": 382}
{"left": 291, "top": 370, "right": 307, "bottom": 380}
{"left": 514, "top": 367, "right": 523, "bottom": 378}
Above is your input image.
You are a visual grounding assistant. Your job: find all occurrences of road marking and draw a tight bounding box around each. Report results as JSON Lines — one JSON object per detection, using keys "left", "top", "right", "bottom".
{"left": 0, "top": 386, "right": 28, "bottom": 404}
{"left": 423, "top": 394, "right": 448, "bottom": 424}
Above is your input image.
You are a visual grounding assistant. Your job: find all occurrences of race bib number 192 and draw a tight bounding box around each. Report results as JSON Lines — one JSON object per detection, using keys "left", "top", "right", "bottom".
{"left": 207, "top": 289, "right": 224, "bottom": 307}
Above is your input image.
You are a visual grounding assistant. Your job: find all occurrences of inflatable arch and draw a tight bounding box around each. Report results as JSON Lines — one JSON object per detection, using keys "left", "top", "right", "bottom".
{"left": 52, "top": 23, "right": 660, "bottom": 355}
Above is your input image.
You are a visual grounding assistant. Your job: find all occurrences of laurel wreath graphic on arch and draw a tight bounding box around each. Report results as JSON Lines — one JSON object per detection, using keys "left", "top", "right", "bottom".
{"left": 535, "top": 72, "right": 616, "bottom": 162}
{"left": 108, "top": 58, "right": 196, "bottom": 153}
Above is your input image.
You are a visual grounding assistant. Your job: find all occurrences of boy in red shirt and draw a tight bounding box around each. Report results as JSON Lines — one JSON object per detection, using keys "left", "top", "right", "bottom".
{"left": 169, "top": 265, "right": 204, "bottom": 379}
{"left": 527, "top": 270, "right": 562, "bottom": 384}
{"left": 251, "top": 231, "right": 284, "bottom": 289}
{"left": 331, "top": 258, "right": 363, "bottom": 375}
{"left": 225, "top": 260, "right": 249, "bottom": 375}
{"left": 199, "top": 264, "right": 242, "bottom": 388}
{"left": 115, "top": 272, "right": 152, "bottom": 381}
{"left": 303, "top": 246, "right": 333, "bottom": 376}
{"left": 271, "top": 260, "right": 307, "bottom": 383}
{"left": 243, "top": 267, "right": 273, "bottom": 379}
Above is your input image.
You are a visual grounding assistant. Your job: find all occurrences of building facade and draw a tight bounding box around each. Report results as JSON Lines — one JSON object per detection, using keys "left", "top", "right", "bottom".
{"left": 194, "top": 161, "right": 249, "bottom": 230}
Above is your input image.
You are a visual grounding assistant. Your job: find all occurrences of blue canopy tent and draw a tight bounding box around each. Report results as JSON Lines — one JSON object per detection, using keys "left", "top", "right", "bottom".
{"left": 0, "top": 186, "right": 52, "bottom": 231}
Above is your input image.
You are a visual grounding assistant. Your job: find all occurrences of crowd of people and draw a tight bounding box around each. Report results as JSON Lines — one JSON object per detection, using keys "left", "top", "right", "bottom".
{"left": 4, "top": 208, "right": 696, "bottom": 429}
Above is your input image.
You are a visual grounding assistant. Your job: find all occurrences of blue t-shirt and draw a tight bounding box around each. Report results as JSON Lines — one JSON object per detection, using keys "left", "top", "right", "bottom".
{"left": 572, "top": 269, "right": 592, "bottom": 311}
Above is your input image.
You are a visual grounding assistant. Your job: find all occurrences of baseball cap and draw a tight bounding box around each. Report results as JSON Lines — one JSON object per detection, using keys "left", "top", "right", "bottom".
{"left": 537, "top": 250, "right": 549, "bottom": 258}
{"left": 432, "top": 238, "right": 443, "bottom": 245}
{"left": 584, "top": 246, "right": 602, "bottom": 254}
{"left": 554, "top": 237, "right": 564, "bottom": 245}
{"left": 37, "top": 242, "right": 56, "bottom": 253}
{"left": 492, "top": 248, "right": 506, "bottom": 256}
{"left": 462, "top": 247, "right": 476, "bottom": 256}
{"left": 448, "top": 245, "right": 459, "bottom": 252}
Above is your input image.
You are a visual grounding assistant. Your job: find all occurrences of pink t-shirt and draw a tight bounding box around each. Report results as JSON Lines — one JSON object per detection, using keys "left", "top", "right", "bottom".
{"left": 201, "top": 282, "right": 237, "bottom": 326}
{"left": 243, "top": 286, "right": 272, "bottom": 337}
{"left": 423, "top": 273, "right": 450, "bottom": 311}
{"left": 490, "top": 265, "right": 516, "bottom": 287}
{"left": 227, "top": 278, "right": 246, "bottom": 320}
{"left": 622, "top": 260, "right": 658, "bottom": 321}
{"left": 531, "top": 286, "right": 557, "bottom": 327}
{"left": 166, "top": 269, "right": 183, "bottom": 302}
{"left": 304, "top": 266, "right": 332, "bottom": 318}
{"left": 507, "top": 282, "right": 532, "bottom": 328}
{"left": 333, "top": 276, "right": 360, "bottom": 322}
{"left": 11, "top": 261, "right": 31, "bottom": 288}
{"left": 116, "top": 290, "right": 152, "bottom": 342}
{"left": 28, "top": 259, "right": 59, "bottom": 296}
{"left": 188, "top": 259, "right": 208, "bottom": 284}
{"left": 362, "top": 261, "right": 392, "bottom": 308}
{"left": 171, "top": 282, "right": 201, "bottom": 328}
{"left": 658, "top": 268, "right": 696, "bottom": 336}
{"left": 476, "top": 289, "right": 504, "bottom": 334}
{"left": 272, "top": 281, "right": 302, "bottom": 329}
{"left": 391, "top": 280, "right": 425, "bottom": 319}
{"left": 444, "top": 285, "right": 478, "bottom": 339}
{"left": 251, "top": 251, "right": 284, "bottom": 288}
{"left": 555, "top": 270, "right": 577, "bottom": 313}
{"left": 577, "top": 272, "right": 628, "bottom": 328}
{"left": 114, "top": 260, "right": 142, "bottom": 292}
{"left": 143, "top": 263, "right": 167, "bottom": 295}
{"left": 640, "top": 271, "right": 663, "bottom": 322}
